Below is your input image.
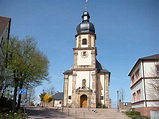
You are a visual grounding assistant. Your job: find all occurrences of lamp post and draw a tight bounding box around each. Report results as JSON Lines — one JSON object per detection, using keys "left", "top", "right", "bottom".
{"left": 42, "top": 89, "right": 44, "bottom": 108}
{"left": 88, "top": 71, "right": 91, "bottom": 110}
{"left": 117, "top": 91, "right": 119, "bottom": 111}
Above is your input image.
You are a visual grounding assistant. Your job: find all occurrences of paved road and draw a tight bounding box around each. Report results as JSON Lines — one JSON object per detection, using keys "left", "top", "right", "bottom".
{"left": 26, "top": 107, "right": 74, "bottom": 119}
{"left": 62, "top": 108, "right": 131, "bottom": 119}
{"left": 26, "top": 107, "right": 130, "bottom": 119}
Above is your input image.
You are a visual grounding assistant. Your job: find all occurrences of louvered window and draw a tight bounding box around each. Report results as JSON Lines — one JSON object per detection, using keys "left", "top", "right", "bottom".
{"left": 82, "top": 38, "right": 87, "bottom": 45}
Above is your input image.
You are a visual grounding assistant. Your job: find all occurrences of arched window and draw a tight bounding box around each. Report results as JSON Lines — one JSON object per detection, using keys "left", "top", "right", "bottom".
{"left": 82, "top": 38, "right": 87, "bottom": 45}
{"left": 82, "top": 79, "right": 86, "bottom": 88}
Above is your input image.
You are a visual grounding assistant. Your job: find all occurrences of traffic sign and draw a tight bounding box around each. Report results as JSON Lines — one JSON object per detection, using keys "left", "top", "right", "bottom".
{"left": 19, "top": 89, "right": 26, "bottom": 94}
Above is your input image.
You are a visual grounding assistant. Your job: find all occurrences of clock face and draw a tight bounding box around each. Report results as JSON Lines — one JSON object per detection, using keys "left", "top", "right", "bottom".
{"left": 81, "top": 51, "right": 88, "bottom": 58}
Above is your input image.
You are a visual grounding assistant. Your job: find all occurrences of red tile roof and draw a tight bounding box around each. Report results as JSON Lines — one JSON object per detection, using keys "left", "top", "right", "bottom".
{"left": 0, "top": 16, "right": 11, "bottom": 36}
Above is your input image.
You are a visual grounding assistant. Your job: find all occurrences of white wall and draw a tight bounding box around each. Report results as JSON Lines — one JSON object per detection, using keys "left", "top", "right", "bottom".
{"left": 68, "top": 75, "right": 73, "bottom": 96}
{"left": 54, "top": 100, "right": 62, "bottom": 107}
{"left": 131, "top": 79, "right": 144, "bottom": 101}
{"left": 77, "top": 50, "right": 91, "bottom": 65}
{"left": 130, "top": 61, "right": 159, "bottom": 108}
{"left": 143, "top": 62, "right": 156, "bottom": 77}
{"left": 100, "top": 75, "right": 104, "bottom": 95}
{"left": 145, "top": 79, "right": 159, "bottom": 100}
{"left": 147, "top": 101, "right": 159, "bottom": 107}
{"left": 76, "top": 71, "right": 92, "bottom": 89}
{"left": 132, "top": 102, "right": 144, "bottom": 108}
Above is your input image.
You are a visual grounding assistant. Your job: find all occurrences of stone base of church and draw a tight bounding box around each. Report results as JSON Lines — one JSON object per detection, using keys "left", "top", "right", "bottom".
{"left": 70, "top": 91, "right": 96, "bottom": 108}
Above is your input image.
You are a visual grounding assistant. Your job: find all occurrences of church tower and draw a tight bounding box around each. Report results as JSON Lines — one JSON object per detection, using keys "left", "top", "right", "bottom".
{"left": 63, "top": 11, "right": 111, "bottom": 108}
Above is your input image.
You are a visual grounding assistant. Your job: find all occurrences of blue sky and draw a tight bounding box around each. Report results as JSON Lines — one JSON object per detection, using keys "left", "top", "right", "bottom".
{"left": 1, "top": 0, "right": 159, "bottom": 105}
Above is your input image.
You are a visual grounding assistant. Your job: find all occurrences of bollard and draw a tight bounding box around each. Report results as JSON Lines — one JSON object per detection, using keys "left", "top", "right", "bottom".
{"left": 68, "top": 109, "right": 69, "bottom": 116}
{"left": 83, "top": 112, "right": 85, "bottom": 118}
{"left": 75, "top": 110, "right": 77, "bottom": 119}
{"left": 62, "top": 107, "right": 63, "bottom": 113}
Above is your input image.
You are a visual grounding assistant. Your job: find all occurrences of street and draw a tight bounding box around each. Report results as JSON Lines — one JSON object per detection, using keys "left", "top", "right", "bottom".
{"left": 26, "top": 106, "right": 130, "bottom": 119}
{"left": 26, "top": 106, "right": 74, "bottom": 119}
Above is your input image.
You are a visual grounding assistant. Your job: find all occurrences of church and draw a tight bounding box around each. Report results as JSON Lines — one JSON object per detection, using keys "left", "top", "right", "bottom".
{"left": 63, "top": 10, "right": 111, "bottom": 108}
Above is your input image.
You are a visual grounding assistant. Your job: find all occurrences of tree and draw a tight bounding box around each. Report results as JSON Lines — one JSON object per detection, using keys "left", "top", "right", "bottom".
{"left": 45, "top": 85, "right": 56, "bottom": 95}
{"left": 27, "top": 86, "right": 37, "bottom": 104}
{"left": 43, "top": 93, "right": 52, "bottom": 103}
{"left": 2, "top": 36, "right": 49, "bottom": 111}
{"left": 119, "top": 88, "right": 126, "bottom": 102}
{"left": 148, "top": 63, "right": 159, "bottom": 100}
{"left": 40, "top": 92, "right": 46, "bottom": 102}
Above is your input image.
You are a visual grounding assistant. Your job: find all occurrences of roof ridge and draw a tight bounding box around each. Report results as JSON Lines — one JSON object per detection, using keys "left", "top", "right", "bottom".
{"left": 140, "top": 53, "right": 159, "bottom": 60}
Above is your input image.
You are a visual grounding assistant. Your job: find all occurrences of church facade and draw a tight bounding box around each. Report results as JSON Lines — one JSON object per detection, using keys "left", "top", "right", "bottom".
{"left": 63, "top": 11, "right": 111, "bottom": 108}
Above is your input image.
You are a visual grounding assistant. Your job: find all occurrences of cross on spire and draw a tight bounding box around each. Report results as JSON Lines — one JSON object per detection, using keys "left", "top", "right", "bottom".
{"left": 85, "top": 0, "right": 88, "bottom": 11}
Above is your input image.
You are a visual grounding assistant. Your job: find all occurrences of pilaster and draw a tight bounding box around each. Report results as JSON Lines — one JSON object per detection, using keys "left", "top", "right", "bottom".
{"left": 91, "top": 49, "right": 96, "bottom": 66}
{"left": 63, "top": 75, "right": 69, "bottom": 107}
{"left": 78, "top": 36, "right": 81, "bottom": 48}
{"left": 105, "top": 74, "right": 110, "bottom": 108}
{"left": 74, "top": 50, "right": 78, "bottom": 66}
{"left": 88, "top": 35, "right": 91, "bottom": 47}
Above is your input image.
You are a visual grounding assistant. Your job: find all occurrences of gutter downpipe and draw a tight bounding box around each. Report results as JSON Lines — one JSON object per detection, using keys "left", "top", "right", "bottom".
{"left": 104, "top": 74, "right": 106, "bottom": 106}
{"left": 142, "top": 61, "right": 147, "bottom": 109}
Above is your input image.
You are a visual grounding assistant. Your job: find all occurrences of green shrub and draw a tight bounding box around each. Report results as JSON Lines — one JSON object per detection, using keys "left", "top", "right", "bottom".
{"left": 102, "top": 104, "right": 106, "bottom": 108}
{"left": 30, "top": 102, "right": 35, "bottom": 106}
{"left": 0, "top": 109, "right": 27, "bottom": 119}
{"left": 131, "top": 115, "right": 150, "bottom": 119}
{"left": 101, "top": 104, "right": 108, "bottom": 108}
{"left": 97, "top": 103, "right": 102, "bottom": 108}
{"left": 126, "top": 111, "right": 140, "bottom": 116}
{"left": 125, "top": 110, "right": 150, "bottom": 119}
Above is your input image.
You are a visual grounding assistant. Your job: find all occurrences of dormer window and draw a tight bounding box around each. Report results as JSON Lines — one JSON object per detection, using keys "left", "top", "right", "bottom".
{"left": 82, "top": 38, "right": 87, "bottom": 45}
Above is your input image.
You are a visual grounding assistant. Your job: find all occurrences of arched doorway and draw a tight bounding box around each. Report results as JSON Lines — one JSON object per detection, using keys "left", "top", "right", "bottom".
{"left": 80, "top": 94, "right": 87, "bottom": 108}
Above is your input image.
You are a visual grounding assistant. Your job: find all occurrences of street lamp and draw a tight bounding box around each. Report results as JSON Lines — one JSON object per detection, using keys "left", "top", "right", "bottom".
{"left": 117, "top": 91, "right": 119, "bottom": 111}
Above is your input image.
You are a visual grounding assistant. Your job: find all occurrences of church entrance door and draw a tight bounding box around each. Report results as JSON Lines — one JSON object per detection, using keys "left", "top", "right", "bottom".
{"left": 80, "top": 94, "right": 87, "bottom": 108}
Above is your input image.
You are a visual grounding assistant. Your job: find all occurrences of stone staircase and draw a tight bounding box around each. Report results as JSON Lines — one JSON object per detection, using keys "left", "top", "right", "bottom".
{"left": 62, "top": 108, "right": 131, "bottom": 119}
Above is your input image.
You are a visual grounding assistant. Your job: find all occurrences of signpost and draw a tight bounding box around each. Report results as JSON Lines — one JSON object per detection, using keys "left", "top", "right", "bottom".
{"left": 19, "top": 89, "right": 26, "bottom": 95}
{"left": 19, "top": 89, "right": 27, "bottom": 115}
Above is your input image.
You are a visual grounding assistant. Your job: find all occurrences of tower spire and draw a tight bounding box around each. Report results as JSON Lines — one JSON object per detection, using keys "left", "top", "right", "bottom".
{"left": 85, "top": 0, "right": 88, "bottom": 11}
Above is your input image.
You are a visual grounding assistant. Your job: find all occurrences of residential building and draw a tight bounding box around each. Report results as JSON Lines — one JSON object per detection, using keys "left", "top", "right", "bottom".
{"left": 128, "top": 54, "right": 159, "bottom": 116}
{"left": 63, "top": 11, "right": 110, "bottom": 108}
{"left": 0, "top": 16, "right": 11, "bottom": 97}
{"left": 53, "top": 92, "right": 63, "bottom": 107}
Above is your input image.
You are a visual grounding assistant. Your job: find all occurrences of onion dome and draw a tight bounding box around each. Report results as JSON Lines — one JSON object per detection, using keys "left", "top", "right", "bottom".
{"left": 76, "top": 11, "right": 95, "bottom": 35}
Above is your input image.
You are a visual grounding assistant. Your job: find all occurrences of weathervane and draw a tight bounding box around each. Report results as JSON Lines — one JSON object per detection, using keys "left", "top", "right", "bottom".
{"left": 85, "top": 0, "right": 88, "bottom": 11}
